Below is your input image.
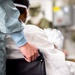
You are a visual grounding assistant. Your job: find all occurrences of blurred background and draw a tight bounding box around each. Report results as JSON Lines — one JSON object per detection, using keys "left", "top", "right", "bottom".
{"left": 25, "top": 0, "right": 75, "bottom": 62}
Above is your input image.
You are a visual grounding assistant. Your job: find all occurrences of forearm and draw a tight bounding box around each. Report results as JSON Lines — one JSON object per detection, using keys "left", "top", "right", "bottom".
{"left": 10, "top": 31, "right": 27, "bottom": 47}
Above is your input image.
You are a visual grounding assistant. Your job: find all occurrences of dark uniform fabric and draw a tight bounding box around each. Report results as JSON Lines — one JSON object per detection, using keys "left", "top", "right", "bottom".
{"left": 6, "top": 52, "right": 46, "bottom": 75}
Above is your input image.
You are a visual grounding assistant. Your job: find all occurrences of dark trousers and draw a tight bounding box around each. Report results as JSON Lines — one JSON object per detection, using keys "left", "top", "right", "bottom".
{"left": 6, "top": 58, "right": 46, "bottom": 75}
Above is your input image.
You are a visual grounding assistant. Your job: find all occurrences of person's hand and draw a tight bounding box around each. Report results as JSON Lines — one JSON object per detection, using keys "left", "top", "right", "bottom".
{"left": 19, "top": 42, "right": 39, "bottom": 62}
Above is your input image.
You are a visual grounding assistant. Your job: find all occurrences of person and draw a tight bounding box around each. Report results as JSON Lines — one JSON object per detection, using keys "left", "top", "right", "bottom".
{"left": 6, "top": 0, "right": 75, "bottom": 75}
{"left": 0, "top": 0, "right": 39, "bottom": 75}
{"left": 26, "top": 2, "right": 52, "bottom": 29}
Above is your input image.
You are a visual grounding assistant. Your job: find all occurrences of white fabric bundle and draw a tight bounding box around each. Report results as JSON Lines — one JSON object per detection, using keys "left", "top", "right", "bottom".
{"left": 44, "top": 28, "right": 64, "bottom": 50}
{"left": 23, "top": 24, "right": 74, "bottom": 75}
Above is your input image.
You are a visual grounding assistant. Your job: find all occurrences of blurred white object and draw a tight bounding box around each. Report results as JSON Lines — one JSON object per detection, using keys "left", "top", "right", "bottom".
{"left": 44, "top": 28, "right": 64, "bottom": 50}
{"left": 55, "top": 0, "right": 64, "bottom": 7}
{"left": 64, "top": 7, "right": 69, "bottom": 13}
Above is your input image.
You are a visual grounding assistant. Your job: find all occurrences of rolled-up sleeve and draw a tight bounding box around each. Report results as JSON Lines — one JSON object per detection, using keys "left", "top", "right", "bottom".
{"left": 10, "top": 31, "right": 27, "bottom": 47}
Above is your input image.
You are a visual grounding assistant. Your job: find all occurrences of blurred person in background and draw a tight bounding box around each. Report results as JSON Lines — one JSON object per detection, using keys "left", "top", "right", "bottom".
{"left": 26, "top": 2, "right": 52, "bottom": 29}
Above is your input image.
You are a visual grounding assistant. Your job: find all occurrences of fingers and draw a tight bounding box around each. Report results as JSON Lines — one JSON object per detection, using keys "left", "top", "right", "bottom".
{"left": 31, "top": 50, "right": 39, "bottom": 61}
{"left": 19, "top": 42, "right": 40, "bottom": 62}
{"left": 24, "top": 50, "right": 39, "bottom": 62}
{"left": 24, "top": 57, "right": 31, "bottom": 62}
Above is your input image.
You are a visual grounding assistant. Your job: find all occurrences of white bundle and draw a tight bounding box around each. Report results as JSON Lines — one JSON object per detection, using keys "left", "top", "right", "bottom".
{"left": 23, "top": 25, "right": 70, "bottom": 75}
{"left": 44, "top": 28, "right": 64, "bottom": 50}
